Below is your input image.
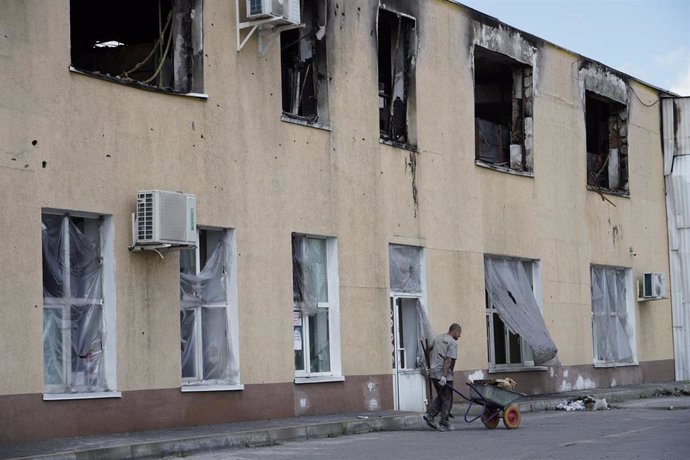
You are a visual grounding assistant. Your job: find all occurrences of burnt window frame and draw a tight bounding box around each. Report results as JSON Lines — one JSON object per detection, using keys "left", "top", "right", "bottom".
{"left": 585, "top": 91, "right": 629, "bottom": 195}
{"left": 69, "top": 0, "right": 204, "bottom": 96}
{"left": 377, "top": 8, "right": 417, "bottom": 149}
{"left": 473, "top": 46, "right": 533, "bottom": 174}
{"left": 280, "top": 0, "right": 330, "bottom": 127}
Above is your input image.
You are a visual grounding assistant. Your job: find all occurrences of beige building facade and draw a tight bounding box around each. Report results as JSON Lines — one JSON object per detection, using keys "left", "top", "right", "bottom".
{"left": 0, "top": 0, "right": 676, "bottom": 443}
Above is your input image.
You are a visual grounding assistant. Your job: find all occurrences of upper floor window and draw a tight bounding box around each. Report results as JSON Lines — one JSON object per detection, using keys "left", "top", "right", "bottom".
{"left": 280, "top": 0, "right": 329, "bottom": 126}
{"left": 474, "top": 46, "right": 533, "bottom": 173}
{"left": 378, "top": 8, "right": 417, "bottom": 148}
{"left": 42, "top": 212, "right": 117, "bottom": 396}
{"left": 70, "top": 0, "right": 204, "bottom": 94}
{"left": 585, "top": 92, "right": 629, "bottom": 193}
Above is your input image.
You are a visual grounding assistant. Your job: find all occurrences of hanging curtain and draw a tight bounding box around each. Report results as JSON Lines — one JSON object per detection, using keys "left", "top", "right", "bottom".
{"left": 42, "top": 215, "right": 105, "bottom": 391}
{"left": 180, "top": 236, "right": 238, "bottom": 382}
{"left": 293, "top": 237, "right": 328, "bottom": 315}
{"left": 591, "top": 266, "right": 633, "bottom": 363}
{"left": 484, "top": 256, "right": 559, "bottom": 366}
{"left": 389, "top": 244, "right": 422, "bottom": 293}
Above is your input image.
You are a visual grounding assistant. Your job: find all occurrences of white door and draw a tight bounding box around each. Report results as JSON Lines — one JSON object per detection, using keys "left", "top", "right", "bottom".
{"left": 391, "top": 296, "right": 427, "bottom": 411}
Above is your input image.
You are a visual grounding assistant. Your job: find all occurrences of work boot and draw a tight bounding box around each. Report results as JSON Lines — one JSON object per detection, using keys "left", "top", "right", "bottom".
{"left": 422, "top": 413, "right": 438, "bottom": 430}
{"left": 438, "top": 421, "right": 453, "bottom": 432}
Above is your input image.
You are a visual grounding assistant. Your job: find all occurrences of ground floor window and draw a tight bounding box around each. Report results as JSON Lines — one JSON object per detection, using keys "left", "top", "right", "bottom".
{"left": 292, "top": 234, "right": 340, "bottom": 377}
{"left": 42, "top": 212, "right": 115, "bottom": 394}
{"left": 484, "top": 256, "right": 558, "bottom": 368}
{"left": 590, "top": 265, "right": 636, "bottom": 365}
{"left": 180, "top": 228, "right": 239, "bottom": 385}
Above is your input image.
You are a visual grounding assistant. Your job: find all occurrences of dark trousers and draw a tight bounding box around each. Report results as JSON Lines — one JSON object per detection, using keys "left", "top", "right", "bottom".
{"left": 428, "top": 378, "right": 453, "bottom": 424}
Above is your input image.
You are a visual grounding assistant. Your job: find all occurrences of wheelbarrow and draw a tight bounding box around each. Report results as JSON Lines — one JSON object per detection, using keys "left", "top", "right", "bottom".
{"left": 451, "top": 381, "right": 525, "bottom": 429}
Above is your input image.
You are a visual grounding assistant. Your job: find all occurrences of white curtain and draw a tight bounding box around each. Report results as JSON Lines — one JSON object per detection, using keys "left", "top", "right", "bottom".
{"left": 293, "top": 237, "right": 328, "bottom": 315}
{"left": 42, "top": 215, "right": 105, "bottom": 391}
{"left": 591, "top": 267, "right": 633, "bottom": 363}
{"left": 180, "top": 235, "right": 238, "bottom": 382}
{"left": 389, "top": 244, "right": 422, "bottom": 294}
{"left": 484, "top": 256, "right": 559, "bottom": 366}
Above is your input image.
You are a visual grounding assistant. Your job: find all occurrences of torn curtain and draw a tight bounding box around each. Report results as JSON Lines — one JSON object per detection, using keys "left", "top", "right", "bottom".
{"left": 484, "top": 256, "right": 559, "bottom": 366}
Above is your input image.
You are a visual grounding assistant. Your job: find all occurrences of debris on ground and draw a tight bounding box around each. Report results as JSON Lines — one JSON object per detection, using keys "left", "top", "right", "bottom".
{"left": 556, "top": 396, "right": 608, "bottom": 411}
{"left": 556, "top": 399, "right": 585, "bottom": 411}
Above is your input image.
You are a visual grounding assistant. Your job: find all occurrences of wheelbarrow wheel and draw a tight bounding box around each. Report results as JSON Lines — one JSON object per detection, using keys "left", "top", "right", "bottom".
{"left": 502, "top": 404, "right": 521, "bottom": 429}
{"left": 481, "top": 407, "right": 500, "bottom": 429}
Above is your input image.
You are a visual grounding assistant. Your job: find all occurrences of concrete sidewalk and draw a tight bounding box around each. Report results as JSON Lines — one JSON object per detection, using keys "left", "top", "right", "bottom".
{"left": 2, "top": 381, "right": 689, "bottom": 460}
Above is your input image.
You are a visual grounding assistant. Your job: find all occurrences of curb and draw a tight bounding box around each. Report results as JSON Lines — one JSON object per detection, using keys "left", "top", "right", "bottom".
{"left": 15, "top": 414, "right": 419, "bottom": 460}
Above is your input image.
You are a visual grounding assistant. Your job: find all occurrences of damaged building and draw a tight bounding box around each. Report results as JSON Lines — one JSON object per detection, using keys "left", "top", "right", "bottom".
{"left": 0, "top": 0, "right": 683, "bottom": 444}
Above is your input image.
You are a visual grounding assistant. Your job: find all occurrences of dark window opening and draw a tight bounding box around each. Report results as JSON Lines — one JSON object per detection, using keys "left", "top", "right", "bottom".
{"left": 474, "top": 47, "right": 532, "bottom": 172}
{"left": 70, "top": 0, "right": 203, "bottom": 94}
{"left": 281, "top": 0, "right": 329, "bottom": 125}
{"left": 586, "top": 92, "right": 628, "bottom": 192}
{"left": 292, "top": 236, "right": 304, "bottom": 303}
{"left": 378, "top": 9, "right": 416, "bottom": 146}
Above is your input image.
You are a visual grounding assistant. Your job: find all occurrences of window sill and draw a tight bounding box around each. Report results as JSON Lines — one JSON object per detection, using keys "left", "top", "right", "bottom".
{"left": 294, "top": 375, "right": 345, "bottom": 384}
{"left": 488, "top": 366, "right": 547, "bottom": 374}
{"left": 43, "top": 391, "right": 122, "bottom": 401}
{"left": 69, "top": 66, "right": 208, "bottom": 100}
{"left": 281, "top": 114, "right": 331, "bottom": 131}
{"left": 181, "top": 384, "right": 244, "bottom": 392}
{"left": 586, "top": 185, "right": 630, "bottom": 198}
{"left": 475, "top": 160, "right": 534, "bottom": 177}
{"left": 379, "top": 138, "right": 417, "bottom": 152}
{"left": 593, "top": 362, "right": 638, "bottom": 368}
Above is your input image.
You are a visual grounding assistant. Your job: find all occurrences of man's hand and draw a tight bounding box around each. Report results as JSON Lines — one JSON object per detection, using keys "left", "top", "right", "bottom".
{"left": 439, "top": 376, "right": 447, "bottom": 386}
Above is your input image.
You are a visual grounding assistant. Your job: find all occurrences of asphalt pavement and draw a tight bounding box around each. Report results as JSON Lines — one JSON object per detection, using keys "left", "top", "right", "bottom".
{"left": 2, "top": 381, "right": 689, "bottom": 460}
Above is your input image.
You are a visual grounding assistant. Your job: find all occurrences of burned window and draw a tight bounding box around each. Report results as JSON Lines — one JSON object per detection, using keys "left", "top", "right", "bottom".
{"left": 70, "top": 0, "right": 203, "bottom": 94}
{"left": 281, "top": 0, "right": 329, "bottom": 125}
{"left": 474, "top": 47, "right": 533, "bottom": 172}
{"left": 586, "top": 92, "right": 628, "bottom": 192}
{"left": 378, "top": 9, "right": 416, "bottom": 146}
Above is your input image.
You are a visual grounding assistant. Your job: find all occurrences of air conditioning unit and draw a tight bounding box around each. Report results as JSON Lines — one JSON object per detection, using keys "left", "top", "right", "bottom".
{"left": 246, "top": 0, "right": 300, "bottom": 24}
{"left": 640, "top": 272, "right": 666, "bottom": 299}
{"left": 135, "top": 190, "right": 197, "bottom": 247}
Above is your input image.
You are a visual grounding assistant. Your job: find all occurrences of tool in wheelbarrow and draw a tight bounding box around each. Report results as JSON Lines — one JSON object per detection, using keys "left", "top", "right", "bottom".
{"left": 451, "top": 381, "right": 526, "bottom": 429}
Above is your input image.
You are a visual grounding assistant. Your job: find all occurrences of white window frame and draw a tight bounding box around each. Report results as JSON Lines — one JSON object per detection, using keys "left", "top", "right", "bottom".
{"left": 180, "top": 228, "right": 242, "bottom": 391}
{"left": 42, "top": 210, "right": 118, "bottom": 400}
{"left": 293, "top": 235, "right": 341, "bottom": 382}
{"left": 389, "top": 244, "right": 427, "bottom": 371}
{"left": 590, "top": 265, "right": 637, "bottom": 367}
{"left": 486, "top": 257, "right": 542, "bottom": 371}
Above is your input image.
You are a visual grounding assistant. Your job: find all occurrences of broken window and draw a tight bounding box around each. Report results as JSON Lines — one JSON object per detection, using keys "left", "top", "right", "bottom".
{"left": 586, "top": 92, "right": 628, "bottom": 192}
{"left": 42, "top": 212, "right": 115, "bottom": 394}
{"left": 280, "top": 0, "right": 329, "bottom": 125}
{"left": 474, "top": 47, "right": 533, "bottom": 172}
{"left": 378, "top": 9, "right": 416, "bottom": 146}
{"left": 590, "top": 266, "right": 635, "bottom": 365}
{"left": 180, "top": 228, "right": 239, "bottom": 385}
{"left": 484, "top": 256, "right": 559, "bottom": 368}
{"left": 293, "top": 235, "right": 340, "bottom": 377}
{"left": 70, "top": 0, "right": 204, "bottom": 94}
{"left": 389, "top": 244, "right": 434, "bottom": 374}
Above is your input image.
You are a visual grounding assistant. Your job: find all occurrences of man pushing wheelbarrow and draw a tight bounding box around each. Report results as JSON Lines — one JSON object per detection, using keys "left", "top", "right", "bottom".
{"left": 422, "top": 323, "right": 525, "bottom": 431}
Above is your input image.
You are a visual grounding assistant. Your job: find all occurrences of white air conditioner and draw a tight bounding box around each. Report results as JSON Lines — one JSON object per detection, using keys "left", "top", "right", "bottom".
{"left": 246, "top": 0, "right": 300, "bottom": 24}
{"left": 640, "top": 272, "right": 666, "bottom": 299}
{"left": 135, "top": 190, "right": 197, "bottom": 246}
